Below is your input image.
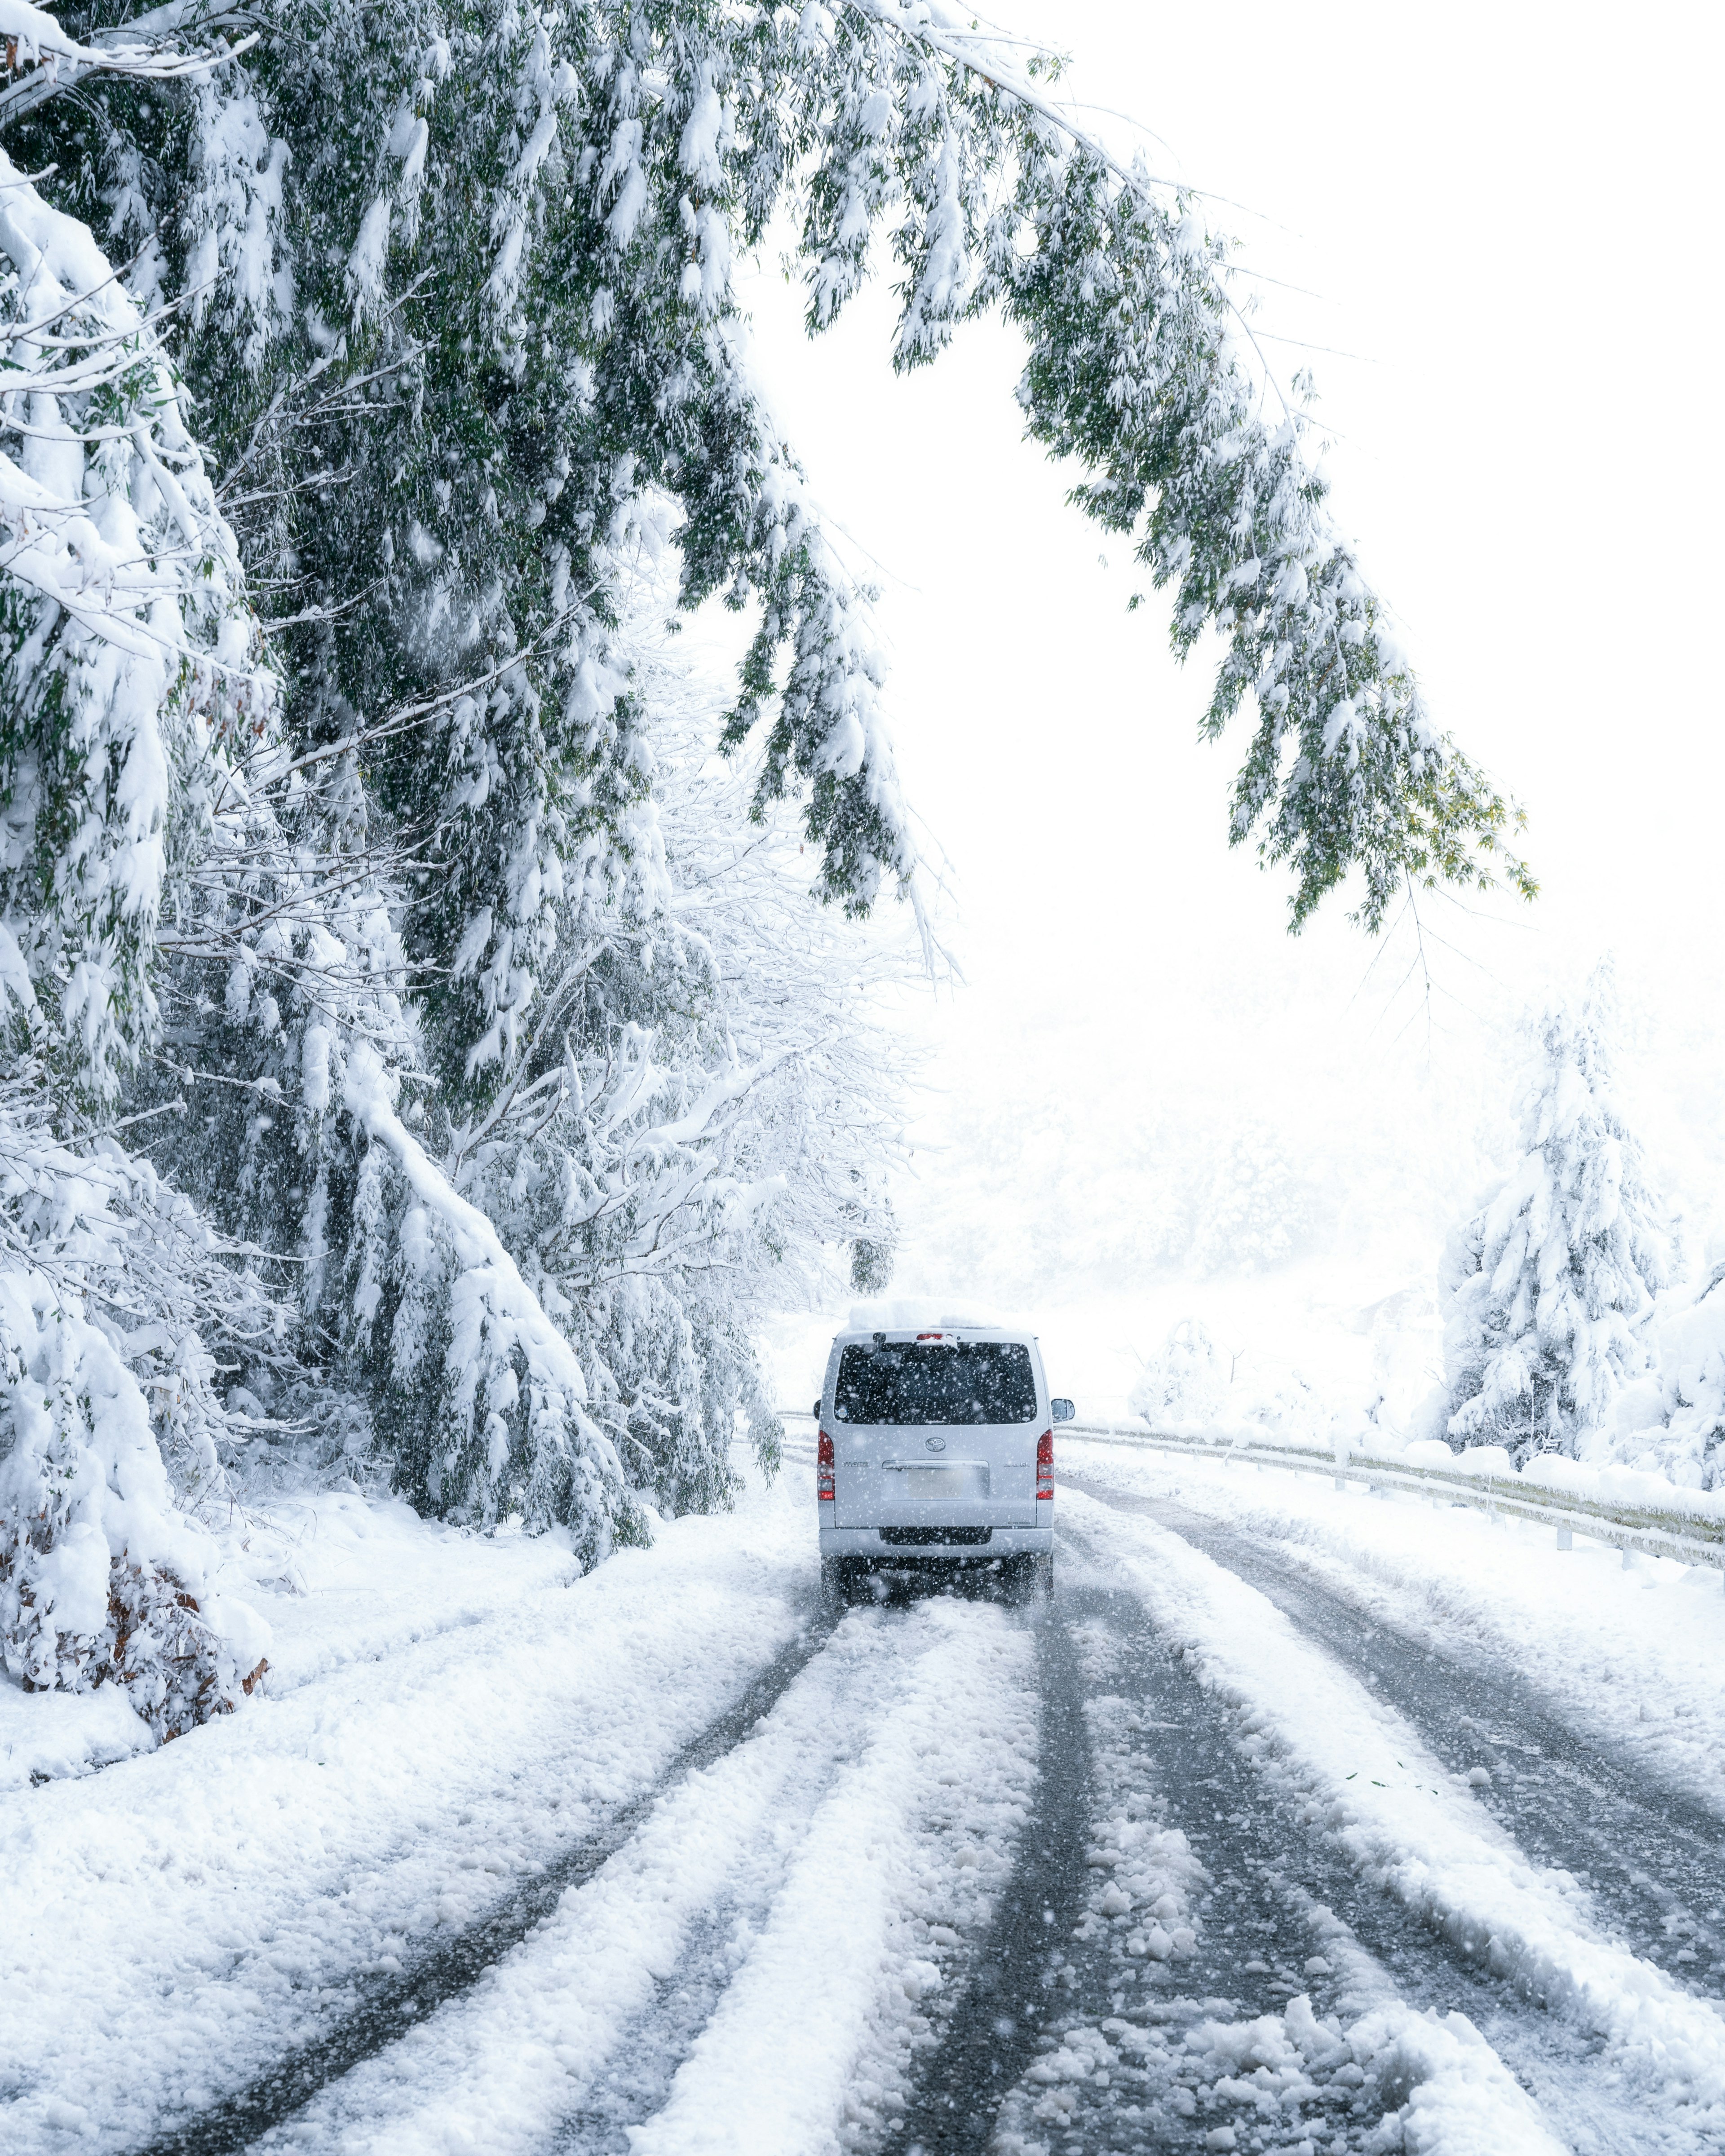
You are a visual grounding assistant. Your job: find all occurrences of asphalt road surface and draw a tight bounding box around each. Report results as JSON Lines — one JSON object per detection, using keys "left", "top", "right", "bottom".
{"left": 43, "top": 1445, "right": 1725, "bottom": 2156}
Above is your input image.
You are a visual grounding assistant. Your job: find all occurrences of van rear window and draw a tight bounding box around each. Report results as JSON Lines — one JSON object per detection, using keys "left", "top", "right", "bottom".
{"left": 834, "top": 1342, "right": 1038, "bottom": 1426}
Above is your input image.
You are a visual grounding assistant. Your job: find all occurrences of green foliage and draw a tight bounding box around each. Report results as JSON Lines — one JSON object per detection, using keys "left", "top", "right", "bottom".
{"left": 4, "top": 0, "right": 1534, "bottom": 1568}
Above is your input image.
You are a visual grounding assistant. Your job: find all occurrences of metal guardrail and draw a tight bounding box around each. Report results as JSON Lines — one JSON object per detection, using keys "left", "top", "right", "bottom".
{"left": 1060, "top": 1422, "right": 1725, "bottom": 1583}
{"left": 777, "top": 1409, "right": 1725, "bottom": 1582}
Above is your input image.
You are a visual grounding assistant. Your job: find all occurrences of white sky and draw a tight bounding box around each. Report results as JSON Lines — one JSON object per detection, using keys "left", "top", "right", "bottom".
{"left": 731, "top": 1, "right": 1725, "bottom": 1399}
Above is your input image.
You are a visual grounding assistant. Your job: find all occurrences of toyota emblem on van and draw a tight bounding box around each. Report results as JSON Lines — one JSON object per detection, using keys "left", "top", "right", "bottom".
{"left": 925, "top": 1435, "right": 947, "bottom": 1452}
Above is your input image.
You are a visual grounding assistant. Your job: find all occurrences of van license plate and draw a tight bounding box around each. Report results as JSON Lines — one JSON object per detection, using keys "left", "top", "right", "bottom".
{"left": 903, "top": 1465, "right": 987, "bottom": 1498}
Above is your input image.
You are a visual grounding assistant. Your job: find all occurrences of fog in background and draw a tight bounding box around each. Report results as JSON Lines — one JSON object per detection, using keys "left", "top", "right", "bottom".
{"left": 704, "top": 2, "right": 1725, "bottom": 1416}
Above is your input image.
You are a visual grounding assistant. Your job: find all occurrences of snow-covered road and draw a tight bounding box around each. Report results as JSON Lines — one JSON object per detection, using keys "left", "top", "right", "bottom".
{"left": 6, "top": 1433, "right": 1725, "bottom": 2155}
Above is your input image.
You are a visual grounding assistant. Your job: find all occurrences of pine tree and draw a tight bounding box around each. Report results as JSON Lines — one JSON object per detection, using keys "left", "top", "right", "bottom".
{"left": 1439, "top": 968, "right": 1673, "bottom": 1465}
{"left": 25, "top": 1, "right": 1532, "bottom": 964}
{"left": 439, "top": 574, "right": 911, "bottom": 1524}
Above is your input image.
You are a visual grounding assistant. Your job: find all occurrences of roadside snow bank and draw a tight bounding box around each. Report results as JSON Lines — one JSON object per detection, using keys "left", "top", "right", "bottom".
{"left": 208, "top": 1489, "right": 585, "bottom": 1695}
{"left": 0, "top": 1488, "right": 579, "bottom": 1791}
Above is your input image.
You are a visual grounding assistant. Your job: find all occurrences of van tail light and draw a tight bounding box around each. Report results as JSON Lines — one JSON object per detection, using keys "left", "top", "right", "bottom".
{"left": 817, "top": 1430, "right": 835, "bottom": 1503}
{"left": 1036, "top": 1428, "right": 1054, "bottom": 1502}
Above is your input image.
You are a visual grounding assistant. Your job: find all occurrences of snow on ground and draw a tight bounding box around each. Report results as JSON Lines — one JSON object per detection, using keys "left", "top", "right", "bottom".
{"left": 1061, "top": 1436, "right": 1725, "bottom": 1813}
{"left": 0, "top": 1451, "right": 819, "bottom": 2155}
{"left": 14, "top": 1403, "right": 1725, "bottom": 2155}
{"left": 1060, "top": 1473, "right": 1725, "bottom": 2142}
{"left": 305, "top": 1594, "right": 1033, "bottom": 2156}
{"left": 0, "top": 1492, "right": 585, "bottom": 1792}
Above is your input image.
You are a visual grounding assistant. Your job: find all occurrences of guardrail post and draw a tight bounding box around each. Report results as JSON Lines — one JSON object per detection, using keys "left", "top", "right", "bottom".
{"left": 1621, "top": 1542, "right": 1633, "bottom": 1571}
{"left": 1333, "top": 1475, "right": 1346, "bottom": 1493}
{"left": 1556, "top": 1525, "right": 1572, "bottom": 1551}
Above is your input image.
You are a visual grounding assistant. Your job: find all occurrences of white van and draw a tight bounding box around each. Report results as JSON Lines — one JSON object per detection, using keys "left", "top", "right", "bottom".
{"left": 815, "top": 1321, "right": 1073, "bottom": 1598}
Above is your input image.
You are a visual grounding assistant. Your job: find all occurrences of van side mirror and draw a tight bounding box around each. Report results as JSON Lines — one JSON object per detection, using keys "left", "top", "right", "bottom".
{"left": 813, "top": 1399, "right": 822, "bottom": 1419}
{"left": 1051, "top": 1398, "right": 1075, "bottom": 1422}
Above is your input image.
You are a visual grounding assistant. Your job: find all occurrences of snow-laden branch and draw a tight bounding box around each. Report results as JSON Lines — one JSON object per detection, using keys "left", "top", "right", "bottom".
{"left": 0, "top": 135, "right": 273, "bottom": 1102}
{"left": 344, "top": 1042, "right": 589, "bottom": 1408}
{"left": 0, "top": 0, "right": 259, "bottom": 128}
{"left": 343, "top": 1042, "right": 626, "bottom": 1542}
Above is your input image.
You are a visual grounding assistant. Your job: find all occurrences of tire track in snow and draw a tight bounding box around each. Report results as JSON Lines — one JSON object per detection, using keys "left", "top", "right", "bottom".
{"left": 188, "top": 1589, "right": 1036, "bottom": 2156}
{"left": 886, "top": 1598, "right": 1093, "bottom": 2156}
{"left": 1069, "top": 1471, "right": 1725, "bottom": 1998}
{"left": 889, "top": 1570, "right": 1561, "bottom": 2155}
{"left": 8, "top": 1503, "right": 823, "bottom": 2155}
{"left": 606, "top": 1590, "right": 1038, "bottom": 2156}
{"left": 540, "top": 1572, "right": 1044, "bottom": 2155}
{"left": 1059, "top": 1493, "right": 1725, "bottom": 2153}
{"left": 127, "top": 1611, "right": 843, "bottom": 2156}
{"left": 991, "top": 1570, "right": 1567, "bottom": 2154}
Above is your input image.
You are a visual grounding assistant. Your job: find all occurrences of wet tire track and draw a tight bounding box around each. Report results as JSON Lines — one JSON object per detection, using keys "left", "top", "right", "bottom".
{"left": 127, "top": 1608, "right": 842, "bottom": 2156}
{"left": 924, "top": 1573, "right": 1513, "bottom": 2154}
{"left": 1069, "top": 1471, "right": 1725, "bottom": 1995}
{"left": 891, "top": 1596, "right": 1092, "bottom": 2156}
{"left": 903, "top": 1545, "right": 1698, "bottom": 2155}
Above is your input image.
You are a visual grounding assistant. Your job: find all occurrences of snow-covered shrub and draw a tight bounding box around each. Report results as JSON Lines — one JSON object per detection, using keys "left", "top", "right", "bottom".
{"left": 1595, "top": 1256, "right": 1725, "bottom": 1488}
{"left": 1247, "top": 1368, "right": 1343, "bottom": 1449}
{"left": 0, "top": 1268, "right": 269, "bottom": 1738}
{"left": 1438, "top": 969, "right": 1673, "bottom": 1466}
{"left": 1354, "top": 1286, "right": 1443, "bottom": 1444}
{"left": 1131, "top": 1319, "right": 1231, "bottom": 1424}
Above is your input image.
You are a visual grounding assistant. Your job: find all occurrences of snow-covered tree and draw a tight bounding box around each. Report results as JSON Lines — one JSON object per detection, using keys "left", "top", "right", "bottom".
{"left": 0, "top": 0, "right": 1547, "bottom": 1652}
{"left": 431, "top": 575, "right": 913, "bottom": 1524}
{"left": 1131, "top": 1318, "right": 1230, "bottom": 1424}
{"left": 1438, "top": 969, "right": 1674, "bottom": 1465}
{"left": 25, "top": 1, "right": 1530, "bottom": 955}
{"left": 1184, "top": 1120, "right": 1328, "bottom": 1277}
{"left": 1599, "top": 1253, "right": 1725, "bottom": 1490}
{"left": 0, "top": 92, "right": 278, "bottom": 1723}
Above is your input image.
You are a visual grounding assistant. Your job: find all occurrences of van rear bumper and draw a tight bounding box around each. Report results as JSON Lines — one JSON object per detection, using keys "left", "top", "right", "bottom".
{"left": 819, "top": 1524, "right": 1053, "bottom": 1562}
